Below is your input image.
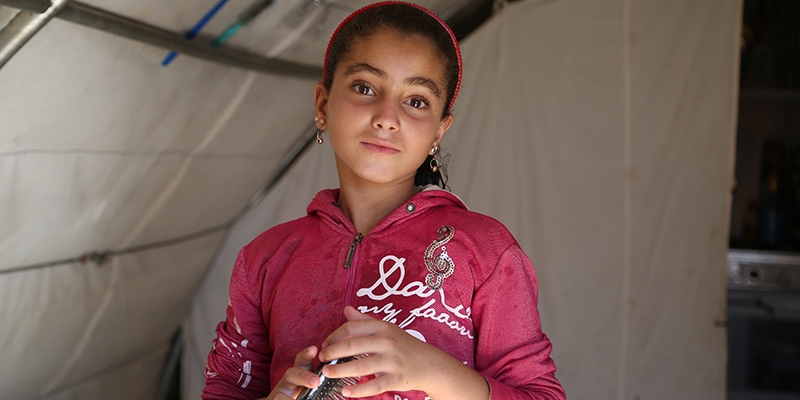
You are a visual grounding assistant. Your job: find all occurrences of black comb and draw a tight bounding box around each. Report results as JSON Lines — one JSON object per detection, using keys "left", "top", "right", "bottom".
{"left": 297, "top": 355, "right": 366, "bottom": 400}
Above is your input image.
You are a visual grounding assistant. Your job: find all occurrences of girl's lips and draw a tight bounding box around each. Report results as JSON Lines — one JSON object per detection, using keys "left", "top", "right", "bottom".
{"left": 362, "top": 141, "right": 399, "bottom": 154}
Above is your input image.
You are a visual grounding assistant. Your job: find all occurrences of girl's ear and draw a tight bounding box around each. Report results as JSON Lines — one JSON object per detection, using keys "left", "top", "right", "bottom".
{"left": 435, "top": 113, "right": 454, "bottom": 144}
{"left": 314, "top": 82, "right": 329, "bottom": 122}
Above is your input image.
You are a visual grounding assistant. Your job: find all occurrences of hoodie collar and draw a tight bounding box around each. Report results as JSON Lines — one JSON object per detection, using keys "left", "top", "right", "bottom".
{"left": 307, "top": 186, "right": 468, "bottom": 236}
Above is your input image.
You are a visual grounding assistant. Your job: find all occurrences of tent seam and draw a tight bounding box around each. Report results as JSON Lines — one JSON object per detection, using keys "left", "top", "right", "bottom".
{"left": 618, "top": 0, "right": 632, "bottom": 399}
{"left": 120, "top": 72, "right": 258, "bottom": 247}
{"left": 39, "top": 71, "right": 258, "bottom": 394}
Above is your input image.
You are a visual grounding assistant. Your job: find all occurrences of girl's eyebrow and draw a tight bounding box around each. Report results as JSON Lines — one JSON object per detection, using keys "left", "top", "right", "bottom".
{"left": 405, "top": 77, "right": 441, "bottom": 99}
{"left": 344, "top": 62, "right": 387, "bottom": 79}
{"left": 344, "top": 62, "right": 442, "bottom": 99}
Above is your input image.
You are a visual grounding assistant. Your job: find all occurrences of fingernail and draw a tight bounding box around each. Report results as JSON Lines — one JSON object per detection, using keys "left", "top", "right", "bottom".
{"left": 341, "top": 387, "right": 351, "bottom": 396}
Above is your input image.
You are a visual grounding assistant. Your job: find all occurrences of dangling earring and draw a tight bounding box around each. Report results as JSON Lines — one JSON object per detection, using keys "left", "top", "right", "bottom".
{"left": 314, "top": 116, "right": 325, "bottom": 144}
{"left": 429, "top": 144, "right": 439, "bottom": 173}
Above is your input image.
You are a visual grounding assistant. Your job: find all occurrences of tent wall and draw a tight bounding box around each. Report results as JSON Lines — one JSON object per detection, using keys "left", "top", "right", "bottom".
{"left": 185, "top": 0, "right": 740, "bottom": 399}
{"left": 0, "top": 10, "right": 317, "bottom": 398}
{"left": 0, "top": 0, "right": 740, "bottom": 398}
{"left": 445, "top": 0, "right": 740, "bottom": 398}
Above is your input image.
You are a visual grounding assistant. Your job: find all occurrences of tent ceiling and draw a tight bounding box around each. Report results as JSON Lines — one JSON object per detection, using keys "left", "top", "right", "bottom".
{"left": 0, "top": 0, "right": 482, "bottom": 72}
{"left": 73, "top": 0, "right": 473, "bottom": 64}
{"left": 0, "top": 0, "right": 489, "bottom": 273}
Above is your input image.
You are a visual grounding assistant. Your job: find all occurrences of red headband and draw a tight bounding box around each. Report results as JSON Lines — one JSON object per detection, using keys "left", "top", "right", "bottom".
{"left": 323, "top": 1, "right": 463, "bottom": 113}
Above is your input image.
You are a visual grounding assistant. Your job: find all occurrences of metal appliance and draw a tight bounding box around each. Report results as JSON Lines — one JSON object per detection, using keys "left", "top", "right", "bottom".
{"left": 727, "top": 249, "right": 800, "bottom": 400}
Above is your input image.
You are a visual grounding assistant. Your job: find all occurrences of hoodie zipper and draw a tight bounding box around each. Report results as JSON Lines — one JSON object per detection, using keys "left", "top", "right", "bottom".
{"left": 344, "top": 233, "right": 363, "bottom": 269}
{"left": 343, "top": 233, "right": 363, "bottom": 310}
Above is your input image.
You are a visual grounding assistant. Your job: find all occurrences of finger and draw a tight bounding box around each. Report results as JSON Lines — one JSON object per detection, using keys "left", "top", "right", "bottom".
{"left": 275, "top": 367, "right": 321, "bottom": 395}
{"left": 340, "top": 375, "right": 391, "bottom": 398}
{"left": 272, "top": 395, "right": 293, "bottom": 400}
{"left": 343, "top": 305, "right": 373, "bottom": 321}
{"left": 321, "top": 353, "right": 379, "bottom": 379}
{"left": 321, "top": 318, "right": 383, "bottom": 351}
{"left": 271, "top": 347, "right": 322, "bottom": 398}
{"left": 262, "top": 393, "right": 294, "bottom": 400}
{"left": 295, "top": 345, "right": 318, "bottom": 370}
{"left": 319, "top": 330, "right": 385, "bottom": 364}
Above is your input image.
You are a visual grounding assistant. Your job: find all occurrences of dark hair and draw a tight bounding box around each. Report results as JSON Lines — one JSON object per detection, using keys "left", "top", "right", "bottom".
{"left": 323, "top": 3, "right": 459, "bottom": 189}
{"left": 415, "top": 152, "right": 449, "bottom": 189}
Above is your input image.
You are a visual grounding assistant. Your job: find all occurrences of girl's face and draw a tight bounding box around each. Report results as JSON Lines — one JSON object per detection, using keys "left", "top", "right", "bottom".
{"left": 314, "top": 28, "right": 454, "bottom": 187}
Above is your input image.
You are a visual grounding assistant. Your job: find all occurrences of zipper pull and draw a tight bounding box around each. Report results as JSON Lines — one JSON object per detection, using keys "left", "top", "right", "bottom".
{"left": 344, "top": 233, "right": 363, "bottom": 269}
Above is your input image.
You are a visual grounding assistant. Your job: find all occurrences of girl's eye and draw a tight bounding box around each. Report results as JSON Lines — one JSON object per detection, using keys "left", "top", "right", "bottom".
{"left": 407, "top": 97, "right": 429, "bottom": 109}
{"left": 352, "top": 83, "right": 374, "bottom": 96}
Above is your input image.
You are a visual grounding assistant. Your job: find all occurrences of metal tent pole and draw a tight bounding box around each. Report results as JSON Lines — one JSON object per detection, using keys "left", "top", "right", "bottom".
{"left": 0, "top": 0, "right": 69, "bottom": 69}
{"left": 0, "top": 0, "right": 322, "bottom": 77}
{"left": 1, "top": 0, "right": 51, "bottom": 13}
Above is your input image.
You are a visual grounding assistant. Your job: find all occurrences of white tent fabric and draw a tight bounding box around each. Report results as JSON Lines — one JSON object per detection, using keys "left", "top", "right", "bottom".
{"left": 0, "top": 0, "right": 740, "bottom": 399}
{"left": 184, "top": 1, "right": 741, "bottom": 399}
{"left": 444, "top": 1, "right": 739, "bottom": 398}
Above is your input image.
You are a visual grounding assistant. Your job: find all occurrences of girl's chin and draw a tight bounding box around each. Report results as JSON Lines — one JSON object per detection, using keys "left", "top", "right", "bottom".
{"left": 355, "top": 175, "right": 405, "bottom": 185}
{"left": 350, "top": 169, "right": 416, "bottom": 186}
{"left": 336, "top": 159, "right": 420, "bottom": 186}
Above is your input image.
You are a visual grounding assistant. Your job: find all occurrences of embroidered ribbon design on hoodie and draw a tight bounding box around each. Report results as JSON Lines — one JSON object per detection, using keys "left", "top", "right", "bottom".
{"left": 424, "top": 226, "right": 455, "bottom": 290}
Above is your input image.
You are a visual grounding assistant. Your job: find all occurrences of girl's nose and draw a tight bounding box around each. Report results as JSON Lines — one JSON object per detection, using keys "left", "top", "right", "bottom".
{"left": 372, "top": 97, "right": 400, "bottom": 132}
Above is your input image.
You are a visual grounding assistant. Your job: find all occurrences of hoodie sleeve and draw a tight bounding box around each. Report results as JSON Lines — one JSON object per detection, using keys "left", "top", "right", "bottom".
{"left": 202, "top": 248, "right": 273, "bottom": 399}
{"left": 472, "top": 245, "right": 566, "bottom": 400}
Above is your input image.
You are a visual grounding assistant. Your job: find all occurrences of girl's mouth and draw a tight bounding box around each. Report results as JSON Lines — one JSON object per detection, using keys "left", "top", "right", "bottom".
{"left": 362, "top": 141, "right": 399, "bottom": 154}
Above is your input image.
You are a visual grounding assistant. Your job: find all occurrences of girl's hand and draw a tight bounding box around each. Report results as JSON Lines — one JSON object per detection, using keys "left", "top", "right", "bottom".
{"left": 259, "top": 346, "right": 320, "bottom": 400}
{"left": 318, "top": 306, "right": 489, "bottom": 400}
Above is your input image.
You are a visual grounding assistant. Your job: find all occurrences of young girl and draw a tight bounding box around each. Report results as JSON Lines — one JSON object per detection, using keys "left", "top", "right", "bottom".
{"left": 202, "top": 2, "right": 565, "bottom": 399}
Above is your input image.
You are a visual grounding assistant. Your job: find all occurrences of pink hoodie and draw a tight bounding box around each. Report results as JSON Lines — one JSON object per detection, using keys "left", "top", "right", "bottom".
{"left": 203, "top": 188, "right": 565, "bottom": 399}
